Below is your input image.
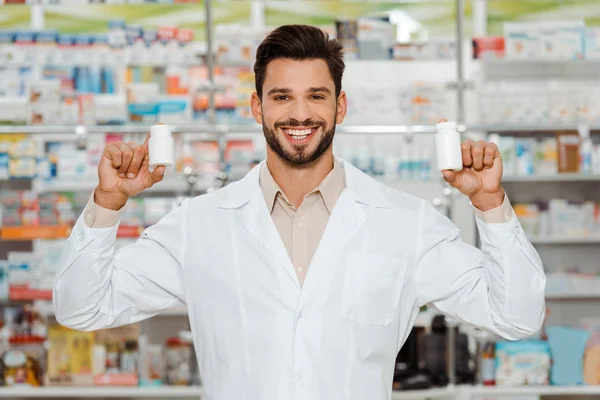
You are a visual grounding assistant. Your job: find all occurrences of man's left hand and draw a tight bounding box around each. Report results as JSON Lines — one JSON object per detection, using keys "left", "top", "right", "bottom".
{"left": 442, "top": 139, "right": 505, "bottom": 212}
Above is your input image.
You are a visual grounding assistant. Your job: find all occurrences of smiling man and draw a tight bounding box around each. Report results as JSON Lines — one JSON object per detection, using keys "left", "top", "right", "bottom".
{"left": 54, "top": 25, "right": 546, "bottom": 400}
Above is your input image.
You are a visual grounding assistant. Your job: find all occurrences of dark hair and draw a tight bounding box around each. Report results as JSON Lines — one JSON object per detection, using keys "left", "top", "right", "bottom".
{"left": 254, "top": 24, "right": 345, "bottom": 99}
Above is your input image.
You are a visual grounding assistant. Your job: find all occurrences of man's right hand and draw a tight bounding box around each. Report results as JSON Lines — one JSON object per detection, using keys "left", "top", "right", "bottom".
{"left": 94, "top": 134, "right": 165, "bottom": 211}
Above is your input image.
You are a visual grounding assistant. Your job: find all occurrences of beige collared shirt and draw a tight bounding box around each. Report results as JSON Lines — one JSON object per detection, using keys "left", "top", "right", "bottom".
{"left": 83, "top": 163, "right": 514, "bottom": 286}
{"left": 259, "top": 161, "right": 346, "bottom": 286}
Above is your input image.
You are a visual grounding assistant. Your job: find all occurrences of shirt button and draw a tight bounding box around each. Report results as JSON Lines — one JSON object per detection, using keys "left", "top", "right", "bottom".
{"left": 296, "top": 267, "right": 303, "bottom": 274}
{"left": 295, "top": 373, "right": 304, "bottom": 382}
{"left": 297, "top": 222, "right": 305, "bottom": 228}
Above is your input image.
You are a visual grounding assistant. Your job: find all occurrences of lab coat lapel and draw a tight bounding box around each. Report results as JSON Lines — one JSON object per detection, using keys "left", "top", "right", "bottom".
{"left": 298, "top": 187, "right": 369, "bottom": 308}
{"left": 238, "top": 192, "right": 299, "bottom": 289}
{"left": 217, "top": 162, "right": 300, "bottom": 290}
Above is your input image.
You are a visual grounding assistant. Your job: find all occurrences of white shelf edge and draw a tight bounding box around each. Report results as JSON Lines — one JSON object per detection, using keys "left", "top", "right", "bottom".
{"left": 471, "top": 124, "right": 600, "bottom": 133}
{"left": 502, "top": 174, "right": 600, "bottom": 182}
{"left": 35, "top": 175, "right": 190, "bottom": 193}
{"left": 528, "top": 236, "right": 600, "bottom": 245}
{"left": 392, "top": 387, "right": 457, "bottom": 400}
{"left": 546, "top": 292, "right": 600, "bottom": 300}
{"left": 0, "top": 386, "right": 203, "bottom": 398}
{"left": 0, "top": 124, "right": 448, "bottom": 135}
{"left": 469, "top": 385, "right": 600, "bottom": 396}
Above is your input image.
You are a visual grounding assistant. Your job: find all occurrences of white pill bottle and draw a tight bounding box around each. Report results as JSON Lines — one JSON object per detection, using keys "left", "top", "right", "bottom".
{"left": 434, "top": 121, "right": 463, "bottom": 172}
{"left": 148, "top": 124, "right": 175, "bottom": 171}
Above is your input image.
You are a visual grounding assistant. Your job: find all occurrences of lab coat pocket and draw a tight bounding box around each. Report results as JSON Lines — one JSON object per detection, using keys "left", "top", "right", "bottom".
{"left": 343, "top": 252, "right": 407, "bottom": 327}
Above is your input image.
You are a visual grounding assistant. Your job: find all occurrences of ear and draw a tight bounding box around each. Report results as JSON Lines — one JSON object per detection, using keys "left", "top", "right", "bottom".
{"left": 335, "top": 91, "right": 347, "bottom": 124}
{"left": 251, "top": 92, "right": 263, "bottom": 124}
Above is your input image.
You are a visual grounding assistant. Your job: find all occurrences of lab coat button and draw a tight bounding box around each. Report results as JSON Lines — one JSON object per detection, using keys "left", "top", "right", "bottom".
{"left": 77, "top": 230, "right": 85, "bottom": 241}
{"left": 295, "top": 373, "right": 304, "bottom": 382}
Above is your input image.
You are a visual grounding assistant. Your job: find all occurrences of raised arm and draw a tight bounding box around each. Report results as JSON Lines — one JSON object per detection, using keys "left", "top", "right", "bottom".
{"left": 414, "top": 136, "right": 546, "bottom": 339}
{"left": 53, "top": 131, "right": 186, "bottom": 331}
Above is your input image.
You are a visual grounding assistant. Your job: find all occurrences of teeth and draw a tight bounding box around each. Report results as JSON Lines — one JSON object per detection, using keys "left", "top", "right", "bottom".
{"left": 283, "top": 128, "right": 313, "bottom": 138}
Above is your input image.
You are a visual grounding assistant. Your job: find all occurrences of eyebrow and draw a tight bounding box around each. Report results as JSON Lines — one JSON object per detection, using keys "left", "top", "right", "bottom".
{"left": 267, "top": 86, "right": 332, "bottom": 96}
{"left": 307, "top": 87, "right": 331, "bottom": 94}
{"left": 267, "top": 87, "right": 292, "bottom": 96}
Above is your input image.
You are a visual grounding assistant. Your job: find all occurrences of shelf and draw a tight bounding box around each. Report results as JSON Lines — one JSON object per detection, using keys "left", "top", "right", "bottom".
{"left": 470, "top": 123, "right": 600, "bottom": 133}
{"left": 0, "top": 125, "right": 222, "bottom": 134}
{"left": 0, "top": 124, "right": 463, "bottom": 135}
{"left": 35, "top": 175, "right": 190, "bottom": 193}
{"left": 0, "top": 225, "right": 71, "bottom": 240}
{"left": 502, "top": 173, "right": 600, "bottom": 182}
{"left": 0, "top": 386, "right": 203, "bottom": 398}
{"left": 481, "top": 59, "right": 600, "bottom": 80}
{"left": 469, "top": 385, "right": 600, "bottom": 396}
{"left": 529, "top": 236, "right": 600, "bottom": 245}
{"left": 546, "top": 292, "right": 600, "bottom": 300}
{"left": 392, "top": 387, "right": 456, "bottom": 400}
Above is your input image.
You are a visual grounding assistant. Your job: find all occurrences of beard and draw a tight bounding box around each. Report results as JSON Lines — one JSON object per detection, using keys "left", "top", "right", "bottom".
{"left": 263, "top": 116, "right": 335, "bottom": 166}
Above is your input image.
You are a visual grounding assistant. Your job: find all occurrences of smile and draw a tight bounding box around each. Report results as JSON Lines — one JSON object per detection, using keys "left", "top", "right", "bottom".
{"left": 282, "top": 127, "right": 318, "bottom": 140}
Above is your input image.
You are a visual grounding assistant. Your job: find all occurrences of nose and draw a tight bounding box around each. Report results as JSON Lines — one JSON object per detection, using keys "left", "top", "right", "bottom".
{"left": 288, "top": 98, "right": 312, "bottom": 123}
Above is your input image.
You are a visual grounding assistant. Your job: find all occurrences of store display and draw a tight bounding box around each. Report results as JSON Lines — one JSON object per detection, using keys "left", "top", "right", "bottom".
{"left": 165, "top": 333, "right": 193, "bottom": 386}
{"left": 495, "top": 340, "right": 551, "bottom": 386}
{"left": 490, "top": 132, "right": 600, "bottom": 177}
{"left": 513, "top": 199, "right": 600, "bottom": 239}
{"left": 434, "top": 121, "right": 463, "bottom": 172}
{"left": 149, "top": 124, "right": 175, "bottom": 170}
{"left": 546, "top": 326, "right": 590, "bottom": 386}
{"left": 0, "top": 2, "right": 599, "bottom": 398}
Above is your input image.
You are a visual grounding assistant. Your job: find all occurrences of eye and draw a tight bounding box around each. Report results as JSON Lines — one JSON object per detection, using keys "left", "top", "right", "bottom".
{"left": 274, "top": 95, "right": 290, "bottom": 101}
{"left": 310, "top": 94, "right": 326, "bottom": 100}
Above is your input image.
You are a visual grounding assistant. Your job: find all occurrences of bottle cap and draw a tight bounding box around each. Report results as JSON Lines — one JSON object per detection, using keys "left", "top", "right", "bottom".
{"left": 435, "top": 121, "right": 457, "bottom": 131}
{"left": 150, "top": 123, "right": 173, "bottom": 137}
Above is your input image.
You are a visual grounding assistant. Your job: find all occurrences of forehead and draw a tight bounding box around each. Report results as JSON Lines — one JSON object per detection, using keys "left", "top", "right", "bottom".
{"left": 263, "top": 58, "right": 334, "bottom": 92}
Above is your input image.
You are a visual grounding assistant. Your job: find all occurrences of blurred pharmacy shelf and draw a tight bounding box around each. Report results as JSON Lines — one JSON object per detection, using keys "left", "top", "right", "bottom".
{"left": 528, "top": 235, "right": 600, "bottom": 245}
{"left": 502, "top": 173, "right": 600, "bottom": 183}
{"left": 392, "top": 387, "right": 456, "bottom": 400}
{"left": 469, "top": 124, "right": 600, "bottom": 133}
{"left": 0, "top": 386, "right": 203, "bottom": 398}
{"left": 546, "top": 291, "right": 600, "bottom": 300}
{"left": 480, "top": 59, "right": 600, "bottom": 80}
{"left": 468, "top": 385, "right": 600, "bottom": 397}
{"left": 34, "top": 175, "right": 191, "bottom": 193}
{"left": 0, "top": 124, "right": 458, "bottom": 135}
{"left": 1, "top": 384, "right": 599, "bottom": 399}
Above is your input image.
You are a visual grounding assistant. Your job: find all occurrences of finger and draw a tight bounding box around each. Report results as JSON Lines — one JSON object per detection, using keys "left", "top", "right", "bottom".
{"left": 127, "top": 143, "right": 147, "bottom": 179}
{"left": 461, "top": 139, "right": 474, "bottom": 167}
{"left": 117, "top": 142, "right": 134, "bottom": 177}
{"left": 104, "top": 144, "right": 123, "bottom": 170}
{"left": 483, "top": 142, "right": 498, "bottom": 168}
{"left": 437, "top": 118, "right": 448, "bottom": 123}
{"left": 142, "top": 132, "right": 151, "bottom": 151}
{"left": 442, "top": 170, "right": 457, "bottom": 186}
{"left": 145, "top": 165, "right": 165, "bottom": 187}
{"left": 472, "top": 140, "right": 486, "bottom": 171}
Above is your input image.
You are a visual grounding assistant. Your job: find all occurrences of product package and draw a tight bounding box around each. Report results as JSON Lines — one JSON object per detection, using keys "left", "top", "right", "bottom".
{"left": 45, "top": 325, "right": 95, "bottom": 386}
{"left": 547, "top": 326, "right": 590, "bottom": 386}
{"left": 495, "top": 340, "right": 551, "bottom": 386}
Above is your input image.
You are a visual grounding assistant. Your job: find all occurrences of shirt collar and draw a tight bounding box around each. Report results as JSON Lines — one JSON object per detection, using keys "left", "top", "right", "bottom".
{"left": 259, "top": 159, "right": 346, "bottom": 214}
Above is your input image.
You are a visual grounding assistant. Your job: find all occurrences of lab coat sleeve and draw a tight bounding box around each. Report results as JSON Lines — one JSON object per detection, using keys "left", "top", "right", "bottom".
{"left": 413, "top": 199, "right": 546, "bottom": 340}
{"left": 53, "top": 199, "right": 189, "bottom": 332}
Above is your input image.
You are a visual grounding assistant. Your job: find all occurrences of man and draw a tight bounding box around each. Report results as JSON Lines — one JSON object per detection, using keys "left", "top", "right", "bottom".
{"left": 54, "top": 25, "right": 546, "bottom": 400}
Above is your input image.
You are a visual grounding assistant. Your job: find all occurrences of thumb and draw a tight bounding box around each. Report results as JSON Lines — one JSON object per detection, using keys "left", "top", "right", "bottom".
{"left": 142, "top": 133, "right": 151, "bottom": 151}
{"left": 145, "top": 165, "right": 166, "bottom": 187}
{"left": 442, "top": 170, "right": 458, "bottom": 186}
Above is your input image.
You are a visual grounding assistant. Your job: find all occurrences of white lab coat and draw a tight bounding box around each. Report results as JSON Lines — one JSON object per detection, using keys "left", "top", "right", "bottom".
{"left": 54, "top": 158, "right": 546, "bottom": 400}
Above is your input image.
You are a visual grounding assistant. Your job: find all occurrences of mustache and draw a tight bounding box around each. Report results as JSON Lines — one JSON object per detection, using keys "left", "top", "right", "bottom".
{"left": 274, "top": 119, "right": 326, "bottom": 129}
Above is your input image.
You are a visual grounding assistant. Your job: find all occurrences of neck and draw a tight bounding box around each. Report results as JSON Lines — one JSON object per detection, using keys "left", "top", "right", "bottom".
{"left": 266, "top": 149, "right": 334, "bottom": 208}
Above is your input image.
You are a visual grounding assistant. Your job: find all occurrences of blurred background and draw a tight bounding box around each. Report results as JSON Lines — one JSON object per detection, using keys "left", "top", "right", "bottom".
{"left": 1, "top": 0, "right": 600, "bottom": 399}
